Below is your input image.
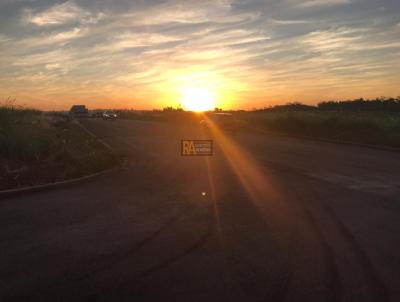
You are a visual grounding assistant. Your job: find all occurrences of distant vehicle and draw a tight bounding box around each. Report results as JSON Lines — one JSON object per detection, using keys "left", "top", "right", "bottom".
{"left": 102, "top": 111, "right": 117, "bottom": 120}
{"left": 69, "top": 105, "right": 89, "bottom": 118}
{"left": 201, "top": 113, "right": 238, "bottom": 133}
{"left": 91, "top": 111, "right": 102, "bottom": 118}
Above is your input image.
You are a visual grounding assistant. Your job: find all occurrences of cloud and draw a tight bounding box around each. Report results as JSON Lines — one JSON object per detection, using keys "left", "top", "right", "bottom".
{"left": 20, "top": 27, "right": 87, "bottom": 47}
{"left": 270, "top": 19, "right": 311, "bottom": 25}
{"left": 0, "top": 34, "right": 11, "bottom": 44}
{"left": 94, "top": 32, "right": 184, "bottom": 52}
{"left": 25, "top": 1, "right": 103, "bottom": 26}
{"left": 297, "top": 0, "right": 351, "bottom": 8}
{"left": 301, "top": 27, "right": 365, "bottom": 51}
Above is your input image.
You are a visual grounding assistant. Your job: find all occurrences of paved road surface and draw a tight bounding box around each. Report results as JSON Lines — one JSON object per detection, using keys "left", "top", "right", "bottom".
{"left": 1, "top": 119, "right": 400, "bottom": 302}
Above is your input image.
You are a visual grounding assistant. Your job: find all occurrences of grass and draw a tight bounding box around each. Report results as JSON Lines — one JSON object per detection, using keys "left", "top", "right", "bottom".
{"left": 237, "top": 111, "right": 400, "bottom": 148}
{"left": 0, "top": 104, "right": 120, "bottom": 189}
{"left": 0, "top": 105, "right": 48, "bottom": 160}
{"left": 52, "top": 119, "right": 121, "bottom": 178}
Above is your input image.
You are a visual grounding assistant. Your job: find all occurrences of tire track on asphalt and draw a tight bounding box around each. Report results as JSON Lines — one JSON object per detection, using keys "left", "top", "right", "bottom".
{"left": 319, "top": 201, "right": 389, "bottom": 302}
{"left": 204, "top": 141, "right": 296, "bottom": 302}
{"left": 211, "top": 188, "right": 295, "bottom": 302}
{"left": 128, "top": 224, "right": 212, "bottom": 281}
{"left": 7, "top": 198, "right": 212, "bottom": 302}
{"left": 77, "top": 204, "right": 192, "bottom": 280}
{"left": 196, "top": 131, "right": 365, "bottom": 302}
{"left": 299, "top": 207, "right": 343, "bottom": 302}
{"left": 86, "top": 211, "right": 214, "bottom": 301}
{"left": 3, "top": 205, "right": 192, "bottom": 302}
{"left": 221, "top": 162, "right": 340, "bottom": 302}
{"left": 269, "top": 233, "right": 295, "bottom": 302}
{"left": 275, "top": 172, "right": 342, "bottom": 302}
{"left": 70, "top": 150, "right": 202, "bottom": 282}
{"left": 224, "top": 232, "right": 295, "bottom": 302}
{"left": 255, "top": 157, "right": 390, "bottom": 301}
{"left": 302, "top": 177, "right": 389, "bottom": 302}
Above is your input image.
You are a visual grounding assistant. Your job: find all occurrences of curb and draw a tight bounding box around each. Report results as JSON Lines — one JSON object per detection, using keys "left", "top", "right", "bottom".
{"left": 248, "top": 126, "right": 400, "bottom": 153}
{"left": 0, "top": 167, "right": 120, "bottom": 198}
{"left": 1, "top": 119, "right": 123, "bottom": 199}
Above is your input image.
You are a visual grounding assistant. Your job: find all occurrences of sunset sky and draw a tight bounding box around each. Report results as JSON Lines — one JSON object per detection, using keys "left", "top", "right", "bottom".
{"left": 0, "top": 0, "right": 399, "bottom": 110}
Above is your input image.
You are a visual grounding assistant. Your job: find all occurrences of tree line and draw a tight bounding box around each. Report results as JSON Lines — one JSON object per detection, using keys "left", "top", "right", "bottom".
{"left": 258, "top": 97, "right": 400, "bottom": 112}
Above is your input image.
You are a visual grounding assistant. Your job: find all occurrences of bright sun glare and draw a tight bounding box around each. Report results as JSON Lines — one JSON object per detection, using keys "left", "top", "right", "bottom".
{"left": 181, "top": 87, "right": 216, "bottom": 112}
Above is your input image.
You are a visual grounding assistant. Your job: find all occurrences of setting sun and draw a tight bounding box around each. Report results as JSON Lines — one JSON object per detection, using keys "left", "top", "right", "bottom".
{"left": 181, "top": 87, "right": 216, "bottom": 112}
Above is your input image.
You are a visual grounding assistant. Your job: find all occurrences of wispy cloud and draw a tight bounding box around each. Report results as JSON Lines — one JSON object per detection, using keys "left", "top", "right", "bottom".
{"left": 19, "top": 27, "right": 87, "bottom": 47}
{"left": 24, "top": 1, "right": 103, "bottom": 26}
{"left": 297, "top": 0, "right": 351, "bottom": 8}
{"left": 0, "top": 34, "right": 11, "bottom": 44}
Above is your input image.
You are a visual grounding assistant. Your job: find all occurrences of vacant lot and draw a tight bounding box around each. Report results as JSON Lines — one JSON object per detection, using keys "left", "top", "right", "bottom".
{"left": 0, "top": 106, "right": 119, "bottom": 190}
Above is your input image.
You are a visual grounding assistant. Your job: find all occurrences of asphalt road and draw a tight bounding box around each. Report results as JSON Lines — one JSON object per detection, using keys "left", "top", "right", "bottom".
{"left": 1, "top": 118, "right": 400, "bottom": 302}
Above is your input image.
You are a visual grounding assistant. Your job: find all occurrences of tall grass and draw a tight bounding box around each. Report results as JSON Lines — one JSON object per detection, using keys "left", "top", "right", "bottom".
{"left": 238, "top": 111, "right": 400, "bottom": 148}
{"left": 1, "top": 103, "right": 120, "bottom": 187}
{"left": 0, "top": 104, "right": 51, "bottom": 160}
{"left": 51, "top": 119, "right": 120, "bottom": 177}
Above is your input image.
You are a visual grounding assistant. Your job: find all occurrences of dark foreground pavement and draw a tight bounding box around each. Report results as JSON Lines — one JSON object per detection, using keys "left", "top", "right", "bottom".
{"left": 1, "top": 119, "right": 400, "bottom": 302}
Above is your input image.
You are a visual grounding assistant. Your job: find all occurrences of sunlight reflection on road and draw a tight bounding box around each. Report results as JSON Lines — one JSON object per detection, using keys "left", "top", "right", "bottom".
{"left": 202, "top": 121, "right": 294, "bottom": 249}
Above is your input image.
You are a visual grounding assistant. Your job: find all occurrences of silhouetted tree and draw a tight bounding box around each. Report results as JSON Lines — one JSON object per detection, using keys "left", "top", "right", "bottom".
{"left": 318, "top": 97, "right": 400, "bottom": 112}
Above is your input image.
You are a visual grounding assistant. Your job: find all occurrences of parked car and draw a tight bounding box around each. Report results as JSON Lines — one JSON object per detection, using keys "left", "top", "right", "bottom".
{"left": 201, "top": 113, "right": 237, "bottom": 133}
{"left": 102, "top": 111, "right": 117, "bottom": 120}
{"left": 69, "top": 105, "right": 89, "bottom": 118}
